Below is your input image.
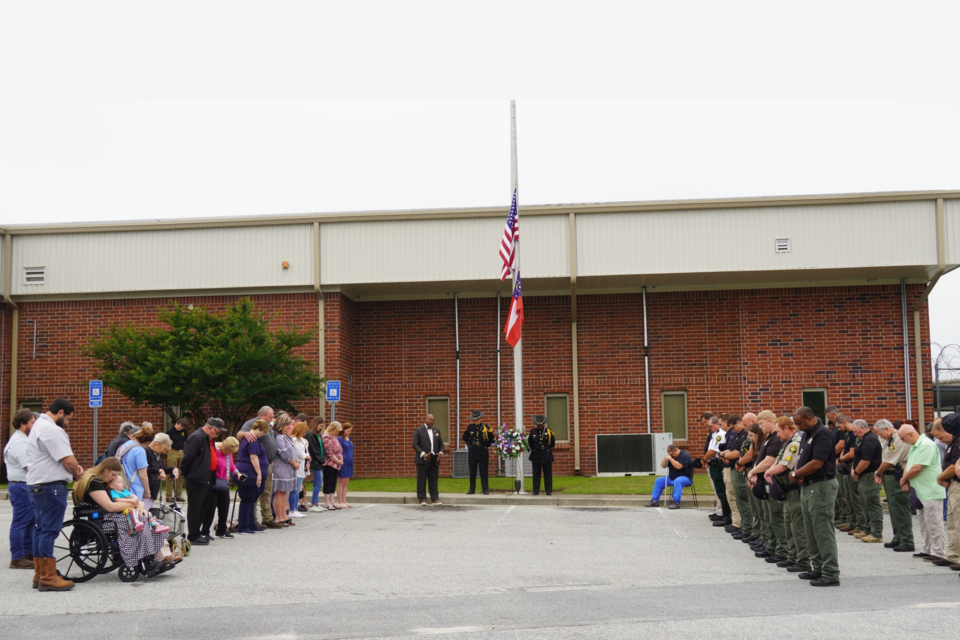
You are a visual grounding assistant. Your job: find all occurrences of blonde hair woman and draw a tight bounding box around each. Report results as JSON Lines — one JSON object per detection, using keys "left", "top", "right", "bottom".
{"left": 288, "top": 421, "right": 311, "bottom": 517}
{"left": 321, "top": 422, "right": 345, "bottom": 510}
{"left": 206, "top": 436, "right": 241, "bottom": 538}
{"left": 272, "top": 413, "right": 299, "bottom": 526}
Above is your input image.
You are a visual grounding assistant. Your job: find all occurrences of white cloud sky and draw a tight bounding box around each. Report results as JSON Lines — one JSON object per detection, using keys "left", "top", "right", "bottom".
{"left": 1, "top": 1, "right": 959, "bottom": 351}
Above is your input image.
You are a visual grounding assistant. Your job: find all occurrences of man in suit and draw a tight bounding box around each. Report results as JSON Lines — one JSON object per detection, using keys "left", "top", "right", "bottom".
{"left": 413, "top": 414, "right": 444, "bottom": 506}
{"left": 180, "top": 417, "right": 225, "bottom": 544}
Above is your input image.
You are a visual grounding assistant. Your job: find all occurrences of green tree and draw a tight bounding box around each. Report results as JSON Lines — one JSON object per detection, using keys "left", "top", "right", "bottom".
{"left": 83, "top": 298, "right": 323, "bottom": 434}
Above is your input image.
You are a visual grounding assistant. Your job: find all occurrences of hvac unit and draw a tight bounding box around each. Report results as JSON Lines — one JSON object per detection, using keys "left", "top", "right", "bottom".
{"left": 451, "top": 449, "right": 470, "bottom": 478}
{"left": 503, "top": 450, "right": 533, "bottom": 478}
{"left": 595, "top": 433, "right": 674, "bottom": 477}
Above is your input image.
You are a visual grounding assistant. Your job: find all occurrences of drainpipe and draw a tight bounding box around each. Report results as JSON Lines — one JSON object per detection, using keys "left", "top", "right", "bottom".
{"left": 911, "top": 198, "right": 946, "bottom": 430}
{"left": 3, "top": 234, "right": 18, "bottom": 426}
{"left": 901, "top": 279, "right": 911, "bottom": 419}
{"left": 455, "top": 292, "right": 461, "bottom": 447}
{"left": 313, "top": 222, "right": 325, "bottom": 421}
{"left": 569, "top": 212, "right": 581, "bottom": 473}
{"left": 497, "top": 290, "right": 502, "bottom": 475}
{"left": 643, "top": 286, "right": 651, "bottom": 434}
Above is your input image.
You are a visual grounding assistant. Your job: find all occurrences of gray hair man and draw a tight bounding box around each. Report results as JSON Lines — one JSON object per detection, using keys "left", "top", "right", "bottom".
{"left": 873, "top": 419, "right": 914, "bottom": 552}
{"left": 850, "top": 420, "right": 884, "bottom": 543}
{"left": 898, "top": 424, "right": 946, "bottom": 562}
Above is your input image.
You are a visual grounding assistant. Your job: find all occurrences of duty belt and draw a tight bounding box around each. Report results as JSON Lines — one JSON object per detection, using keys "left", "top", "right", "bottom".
{"left": 806, "top": 475, "right": 835, "bottom": 485}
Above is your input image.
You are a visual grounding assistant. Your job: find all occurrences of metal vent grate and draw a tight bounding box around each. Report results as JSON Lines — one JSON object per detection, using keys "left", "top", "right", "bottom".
{"left": 775, "top": 238, "right": 790, "bottom": 253}
{"left": 23, "top": 267, "right": 45, "bottom": 285}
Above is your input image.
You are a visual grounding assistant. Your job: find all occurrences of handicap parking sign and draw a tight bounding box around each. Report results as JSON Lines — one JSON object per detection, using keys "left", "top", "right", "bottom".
{"left": 326, "top": 380, "right": 340, "bottom": 403}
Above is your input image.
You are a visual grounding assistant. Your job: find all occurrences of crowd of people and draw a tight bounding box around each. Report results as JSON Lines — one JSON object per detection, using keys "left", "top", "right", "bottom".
{"left": 672, "top": 405, "right": 960, "bottom": 587}
{"left": 3, "top": 399, "right": 355, "bottom": 590}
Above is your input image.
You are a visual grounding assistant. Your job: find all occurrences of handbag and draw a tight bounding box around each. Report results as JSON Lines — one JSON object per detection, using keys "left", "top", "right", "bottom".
{"left": 213, "top": 453, "right": 232, "bottom": 491}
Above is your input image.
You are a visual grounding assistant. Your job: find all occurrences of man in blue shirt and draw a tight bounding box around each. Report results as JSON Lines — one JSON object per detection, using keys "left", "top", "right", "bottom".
{"left": 646, "top": 445, "right": 694, "bottom": 509}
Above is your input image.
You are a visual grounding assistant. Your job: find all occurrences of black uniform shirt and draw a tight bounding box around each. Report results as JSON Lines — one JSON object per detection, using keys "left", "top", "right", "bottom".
{"left": 854, "top": 431, "right": 882, "bottom": 474}
{"left": 796, "top": 420, "right": 836, "bottom": 481}
{"left": 724, "top": 429, "right": 748, "bottom": 468}
{"left": 757, "top": 434, "right": 782, "bottom": 463}
{"left": 166, "top": 427, "right": 189, "bottom": 451}
{"left": 943, "top": 437, "right": 960, "bottom": 476}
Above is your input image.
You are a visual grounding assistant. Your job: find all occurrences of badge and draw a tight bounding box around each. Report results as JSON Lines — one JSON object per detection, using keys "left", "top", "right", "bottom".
{"left": 716, "top": 436, "right": 721, "bottom": 443}
{"left": 789, "top": 445, "right": 797, "bottom": 453}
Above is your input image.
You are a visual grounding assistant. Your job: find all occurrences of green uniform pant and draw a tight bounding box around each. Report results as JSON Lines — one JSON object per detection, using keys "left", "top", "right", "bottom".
{"left": 837, "top": 473, "right": 852, "bottom": 524}
{"left": 731, "top": 470, "right": 753, "bottom": 536}
{"left": 857, "top": 473, "right": 883, "bottom": 539}
{"left": 882, "top": 473, "right": 914, "bottom": 549}
{"left": 847, "top": 474, "right": 865, "bottom": 531}
{"left": 746, "top": 481, "right": 761, "bottom": 539}
{"left": 768, "top": 498, "right": 788, "bottom": 558}
{"left": 784, "top": 488, "right": 809, "bottom": 567}
{"left": 801, "top": 478, "right": 840, "bottom": 581}
{"left": 164, "top": 449, "right": 185, "bottom": 500}
{"left": 755, "top": 497, "right": 769, "bottom": 547}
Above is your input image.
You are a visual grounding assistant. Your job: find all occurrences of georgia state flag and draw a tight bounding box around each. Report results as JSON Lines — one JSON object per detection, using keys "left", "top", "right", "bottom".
{"left": 504, "top": 272, "right": 523, "bottom": 347}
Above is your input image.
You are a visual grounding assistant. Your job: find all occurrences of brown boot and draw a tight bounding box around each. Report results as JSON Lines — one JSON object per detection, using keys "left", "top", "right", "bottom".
{"left": 32, "top": 558, "right": 40, "bottom": 589}
{"left": 9, "top": 557, "right": 33, "bottom": 569}
{"left": 38, "top": 557, "right": 74, "bottom": 592}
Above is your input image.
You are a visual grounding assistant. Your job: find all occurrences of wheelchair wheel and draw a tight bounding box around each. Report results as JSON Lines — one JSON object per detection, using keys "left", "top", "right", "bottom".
{"left": 118, "top": 564, "right": 140, "bottom": 582}
{"left": 54, "top": 519, "right": 108, "bottom": 583}
{"left": 181, "top": 538, "right": 192, "bottom": 557}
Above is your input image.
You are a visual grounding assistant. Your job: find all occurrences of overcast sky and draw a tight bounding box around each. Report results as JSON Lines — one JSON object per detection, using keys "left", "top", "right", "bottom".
{"left": 1, "top": 2, "right": 959, "bottom": 352}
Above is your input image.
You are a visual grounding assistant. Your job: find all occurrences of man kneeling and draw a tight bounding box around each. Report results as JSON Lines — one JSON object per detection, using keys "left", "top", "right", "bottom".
{"left": 647, "top": 445, "right": 694, "bottom": 509}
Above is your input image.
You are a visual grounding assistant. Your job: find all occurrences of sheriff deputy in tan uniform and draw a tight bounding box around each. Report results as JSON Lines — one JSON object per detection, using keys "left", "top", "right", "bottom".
{"left": 873, "top": 419, "right": 914, "bottom": 552}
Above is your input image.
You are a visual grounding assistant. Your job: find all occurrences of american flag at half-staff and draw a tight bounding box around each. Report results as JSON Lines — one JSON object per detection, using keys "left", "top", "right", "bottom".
{"left": 499, "top": 188, "right": 519, "bottom": 281}
{"left": 504, "top": 271, "right": 523, "bottom": 347}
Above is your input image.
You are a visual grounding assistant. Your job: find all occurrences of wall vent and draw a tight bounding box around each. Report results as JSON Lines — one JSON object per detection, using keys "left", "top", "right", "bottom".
{"left": 23, "top": 267, "right": 45, "bottom": 285}
{"left": 775, "top": 238, "right": 790, "bottom": 253}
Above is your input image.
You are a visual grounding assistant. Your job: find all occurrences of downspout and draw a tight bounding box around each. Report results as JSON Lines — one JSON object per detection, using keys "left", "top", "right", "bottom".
{"left": 313, "top": 222, "right": 325, "bottom": 422}
{"left": 3, "top": 234, "right": 18, "bottom": 427}
{"left": 911, "top": 198, "right": 946, "bottom": 430}
{"left": 497, "top": 290, "right": 502, "bottom": 475}
{"left": 901, "top": 279, "right": 911, "bottom": 419}
{"left": 643, "top": 286, "right": 651, "bottom": 434}
{"left": 569, "top": 212, "right": 581, "bottom": 473}
{"left": 455, "top": 292, "right": 461, "bottom": 447}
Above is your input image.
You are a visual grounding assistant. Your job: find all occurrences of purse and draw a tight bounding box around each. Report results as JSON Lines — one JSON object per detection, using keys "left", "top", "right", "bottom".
{"left": 213, "top": 453, "right": 232, "bottom": 491}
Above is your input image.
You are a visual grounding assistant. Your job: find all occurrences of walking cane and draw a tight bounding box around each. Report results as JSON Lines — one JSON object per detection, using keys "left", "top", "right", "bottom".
{"left": 228, "top": 483, "right": 241, "bottom": 533}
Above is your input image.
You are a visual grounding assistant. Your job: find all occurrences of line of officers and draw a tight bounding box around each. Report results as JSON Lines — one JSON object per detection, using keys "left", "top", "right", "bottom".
{"left": 699, "top": 407, "right": 847, "bottom": 587}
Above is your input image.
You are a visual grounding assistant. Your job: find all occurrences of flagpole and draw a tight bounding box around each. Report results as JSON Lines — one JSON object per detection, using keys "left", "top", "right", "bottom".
{"left": 510, "top": 99, "right": 525, "bottom": 495}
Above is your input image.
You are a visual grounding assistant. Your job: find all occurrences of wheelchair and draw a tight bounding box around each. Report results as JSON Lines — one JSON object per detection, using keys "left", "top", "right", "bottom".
{"left": 54, "top": 503, "right": 150, "bottom": 583}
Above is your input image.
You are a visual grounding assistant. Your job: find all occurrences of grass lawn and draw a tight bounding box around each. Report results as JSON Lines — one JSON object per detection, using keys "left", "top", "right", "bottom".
{"left": 306, "top": 474, "right": 716, "bottom": 495}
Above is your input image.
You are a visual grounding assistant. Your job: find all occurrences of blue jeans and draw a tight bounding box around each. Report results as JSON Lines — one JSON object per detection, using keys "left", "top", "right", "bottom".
{"left": 8, "top": 483, "right": 35, "bottom": 560}
{"left": 288, "top": 477, "right": 303, "bottom": 512}
{"left": 312, "top": 470, "right": 323, "bottom": 505}
{"left": 652, "top": 476, "right": 693, "bottom": 502}
{"left": 28, "top": 483, "right": 69, "bottom": 558}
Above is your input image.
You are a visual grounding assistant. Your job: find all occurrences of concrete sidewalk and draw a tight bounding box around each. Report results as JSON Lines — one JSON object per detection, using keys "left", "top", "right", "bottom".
{"left": 345, "top": 491, "right": 697, "bottom": 508}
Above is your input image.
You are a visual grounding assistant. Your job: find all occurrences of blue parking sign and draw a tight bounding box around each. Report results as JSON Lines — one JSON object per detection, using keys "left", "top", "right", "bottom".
{"left": 326, "top": 380, "right": 340, "bottom": 403}
{"left": 89, "top": 380, "right": 103, "bottom": 408}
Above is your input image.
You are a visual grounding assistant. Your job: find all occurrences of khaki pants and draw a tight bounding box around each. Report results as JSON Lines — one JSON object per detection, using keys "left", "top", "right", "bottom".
{"left": 944, "top": 483, "right": 960, "bottom": 563}
{"left": 919, "top": 499, "right": 946, "bottom": 557}
{"left": 256, "top": 464, "right": 275, "bottom": 524}
{"left": 724, "top": 467, "right": 740, "bottom": 527}
{"left": 164, "top": 449, "right": 184, "bottom": 500}
{"left": 801, "top": 478, "right": 840, "bottom": 581}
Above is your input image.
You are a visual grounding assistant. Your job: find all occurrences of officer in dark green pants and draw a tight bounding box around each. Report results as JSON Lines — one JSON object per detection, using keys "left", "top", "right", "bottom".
{"left": 791, "top": 407, "right": 840, "bottom": 587}
{"left": 874, "top": 419, "right": 915, "bottom": 551}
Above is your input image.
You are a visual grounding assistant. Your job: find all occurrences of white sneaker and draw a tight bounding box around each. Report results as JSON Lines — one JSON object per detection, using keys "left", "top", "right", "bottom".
{"left": 308, "top": 505, "right": 325, "bottom": 513}
{"left": 290, "top": 511, "right": 306, "bottom": 518}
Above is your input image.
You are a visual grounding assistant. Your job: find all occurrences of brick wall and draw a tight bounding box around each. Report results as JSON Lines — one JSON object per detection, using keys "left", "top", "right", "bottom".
{"left": 0, "top": 283, "right": 935, "bottom": 480}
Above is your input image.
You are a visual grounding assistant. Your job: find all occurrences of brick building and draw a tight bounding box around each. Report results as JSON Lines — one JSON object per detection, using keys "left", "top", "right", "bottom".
{"left": 1, "top": 191, "right": 957, "bottom": 479}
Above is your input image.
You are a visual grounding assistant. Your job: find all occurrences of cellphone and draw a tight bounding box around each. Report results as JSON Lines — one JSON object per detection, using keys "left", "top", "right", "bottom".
{"left": 238, "top": 474, "right": 248, "bottom": 482}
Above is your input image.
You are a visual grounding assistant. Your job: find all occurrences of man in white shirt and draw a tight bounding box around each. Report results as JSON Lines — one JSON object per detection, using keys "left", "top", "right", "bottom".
{"left": 703, "top": 416, "right": 732, "bottom": 526}
{"left": 4, "top": 409, "right": 36, "bottom": 569}
{"left": 26, "top": 398, "right": 81, "bottom": 592}
{"left": 412, "top": 414, "right": 444, "bottom": 506}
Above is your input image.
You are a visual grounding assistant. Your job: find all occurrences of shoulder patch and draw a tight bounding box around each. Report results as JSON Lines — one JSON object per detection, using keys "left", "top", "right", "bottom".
{"left": 789, "top": 444, "right": 798, "bottom": 454}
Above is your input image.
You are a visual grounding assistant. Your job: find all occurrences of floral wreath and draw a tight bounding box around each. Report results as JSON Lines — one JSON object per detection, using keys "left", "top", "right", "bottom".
{"left": 495, "top": 424, "right": 529, "bottom": 460}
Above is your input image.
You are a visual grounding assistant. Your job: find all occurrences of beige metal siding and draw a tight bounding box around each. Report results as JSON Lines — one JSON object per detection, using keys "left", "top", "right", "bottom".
{"left": 576, "top": 201, "right": 938, "bottom": 277}
{"left": 320, "top": 216, "right": 568, "bottom": 284}
{"left": 944, "top": 199, "right": 960, "bottom": 265}
{"left": 11, "top": 225, "right": 313, "bottom": 295}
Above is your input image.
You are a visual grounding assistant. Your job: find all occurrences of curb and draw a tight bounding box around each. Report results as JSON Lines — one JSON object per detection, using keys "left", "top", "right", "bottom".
{"left": 347, "top": 492, "right": 684, "bottom": 509}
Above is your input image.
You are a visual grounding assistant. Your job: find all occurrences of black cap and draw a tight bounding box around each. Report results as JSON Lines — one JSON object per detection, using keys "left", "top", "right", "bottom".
{"left": 470, "top": 410, "right": 484, "bottom": 421}
{"left": 533, "top": 414, "right": 547, "bottom": 426}
{"left": 206, "top": 417, "right": 226, "bottom": 431}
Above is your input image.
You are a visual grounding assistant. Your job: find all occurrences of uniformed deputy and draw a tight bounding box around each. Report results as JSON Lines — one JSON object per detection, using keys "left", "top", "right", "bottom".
{"left": 790, "top": 406, "right": 840, "bottom": 587}
{"left": 850, "top": 418, "right": 884, "bottom": 543}
{"left": 764, "top": 415, "right": 810, "bottom": 573}
{"left": 462, "top": 410, "right": 495, "bottom": 495}
{"left": 718, "top": 415, "right": 745, "bottom": 535}
{"left": 873, "top": 418, "right": 914, "bottom": 552}
{"left": 729, "top": 415, "right": 756, "bottom": 541}
{"left": 837, "top": 416, "right": 865, "bottom": 536}
{"left": 703, "top": 419, "right": 732, "bottom": 527}
{"left": 528, "top": 415, "right": 556, "bottom": 496}
{"left": 833, "top": 416, "right": 854, "bottom": 529}
{"left": 748, "top": 411, "right": 788, "bottom": 564}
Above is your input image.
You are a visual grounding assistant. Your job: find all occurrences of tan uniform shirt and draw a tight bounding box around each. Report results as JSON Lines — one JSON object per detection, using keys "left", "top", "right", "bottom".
{"left": 880, "top": 432, "right": 910, "bottom": 467}
{"left": 776, "top": 432, "right": 802, "bottom": 471}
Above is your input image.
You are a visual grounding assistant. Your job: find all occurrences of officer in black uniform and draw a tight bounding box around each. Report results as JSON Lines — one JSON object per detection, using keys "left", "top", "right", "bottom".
{"left": 462, "top": 410, "right": 495, "bottom": 495}
{"left": 528, "top": 414, "right": 556, "bottom": 495}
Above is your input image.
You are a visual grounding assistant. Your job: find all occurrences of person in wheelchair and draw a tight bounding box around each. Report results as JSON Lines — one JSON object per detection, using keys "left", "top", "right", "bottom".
{"left": 73, "top": 458, "right": 179, "bottom": 577}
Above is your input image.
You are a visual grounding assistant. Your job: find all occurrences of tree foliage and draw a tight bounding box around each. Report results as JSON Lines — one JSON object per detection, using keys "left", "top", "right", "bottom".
{"left": 83, "top": 298, "right": 323, "bottom": 433}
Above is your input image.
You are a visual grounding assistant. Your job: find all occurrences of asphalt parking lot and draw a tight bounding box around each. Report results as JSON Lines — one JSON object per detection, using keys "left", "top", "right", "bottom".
{"left": 2, "top": 500, "right": 959, "bottom": 639}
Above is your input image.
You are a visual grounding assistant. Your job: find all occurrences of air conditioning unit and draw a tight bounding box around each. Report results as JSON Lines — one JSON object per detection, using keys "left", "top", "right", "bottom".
{"left": 595, "top": 433, "right": 673, "bottom": 477}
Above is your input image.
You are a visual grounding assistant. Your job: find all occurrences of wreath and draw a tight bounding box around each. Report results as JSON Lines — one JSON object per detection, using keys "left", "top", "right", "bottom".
{"left": 495, "top": 425, "right": 529, "bottom": 460}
